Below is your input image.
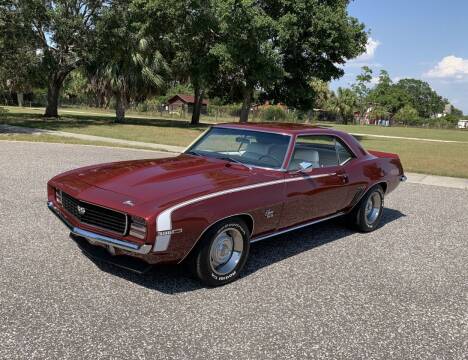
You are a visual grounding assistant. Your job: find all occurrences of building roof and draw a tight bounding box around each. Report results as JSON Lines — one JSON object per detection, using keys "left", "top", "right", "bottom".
{"left": 167, "top": 94, "right": 209, "bottom": 105}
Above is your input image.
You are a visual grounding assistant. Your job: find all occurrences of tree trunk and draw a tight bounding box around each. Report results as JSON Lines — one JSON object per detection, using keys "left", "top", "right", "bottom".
{"left": 191, "top": 87, "right": 204, "bottom": 125}
{"left": 44, "top": 72, "right": 68, "bottom": 117}
{"left": 115, "top": 92, "right": 127, "bottom": 123}
{"left": 45, "top": 80, "right": 61, "bottom": 117}
{"left": 17, "top": 92, "right": 24, "bottom": 107}
{"left": 239, "top": 87, "right": 253, "bottom": 123}
{"left": 342, "top": 114, "right": 348, "bottom": 125}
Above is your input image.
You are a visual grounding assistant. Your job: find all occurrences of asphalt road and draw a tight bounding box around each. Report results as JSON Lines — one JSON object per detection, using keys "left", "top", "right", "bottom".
{"left": 0, "top": 141, "right": 466, "bottom": 360}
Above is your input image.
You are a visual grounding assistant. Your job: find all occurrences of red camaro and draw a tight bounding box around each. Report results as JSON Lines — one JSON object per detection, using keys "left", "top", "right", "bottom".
{"left": 47, "top": 123, "right": 406, "bottom": 286}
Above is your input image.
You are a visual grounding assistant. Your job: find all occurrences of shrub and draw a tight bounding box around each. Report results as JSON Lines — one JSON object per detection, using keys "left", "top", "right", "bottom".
{"left": 208, "top": 104, "right": 242, "bottom": 118}
{"left": 260, "top": 106, "right": 287, "bottom": 121}
{"left": 394, "top": 105, "right": 419, "bottom": 123}
{"left": 135, "top": 102, "right": 149, "bottom": 112}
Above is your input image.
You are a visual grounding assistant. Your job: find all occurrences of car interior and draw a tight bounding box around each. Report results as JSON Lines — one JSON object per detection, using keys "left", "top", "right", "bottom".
{"left": 190, "top": 129, "right": 353, "bottom": 170}
{"left": 239, "top": 137, "right": 354, "bottom": 170}
{"left": 241, "top": 142, "right": 288, "bottom": 167}
{"left": 288, "top": 136, "right": 354, "bottom": 170}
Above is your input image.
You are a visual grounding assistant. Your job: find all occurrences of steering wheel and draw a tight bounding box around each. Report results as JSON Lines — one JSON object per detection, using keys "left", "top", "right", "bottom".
{"left": 259, "top": 154, "right": 281, "bottom": 167}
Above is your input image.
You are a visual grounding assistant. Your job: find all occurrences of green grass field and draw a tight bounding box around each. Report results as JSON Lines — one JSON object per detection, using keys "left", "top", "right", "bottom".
{"left": 2, "top": 106, "right": 468, "bottom": 178}
{"left": 328, "top": 123, "right": 468, "bottom": 142}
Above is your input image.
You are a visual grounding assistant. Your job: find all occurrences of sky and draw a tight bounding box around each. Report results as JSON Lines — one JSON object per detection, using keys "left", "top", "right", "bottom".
{"left": 331, "top": 0, "right": 468, "bottom": 113}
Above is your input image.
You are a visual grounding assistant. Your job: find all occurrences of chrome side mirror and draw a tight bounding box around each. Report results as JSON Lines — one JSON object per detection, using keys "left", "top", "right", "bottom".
{"left": 289, "top": 162, "right": 314, "bottom": 174}
{"left": 298, "top": 162, "right": 313, "bottom": 171}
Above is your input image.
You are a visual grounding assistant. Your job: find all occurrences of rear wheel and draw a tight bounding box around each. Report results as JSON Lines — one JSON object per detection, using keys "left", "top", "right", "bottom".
{"left": 189, "top": 218, "right": 250, "bottom": 286}
{"left": 349, "top": 186, "right": 384, "bottom": 232}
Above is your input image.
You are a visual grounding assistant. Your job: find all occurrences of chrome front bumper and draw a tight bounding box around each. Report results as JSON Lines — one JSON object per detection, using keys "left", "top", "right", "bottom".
{"left": 47, "top": 201, "right": 152, "bottom": 254}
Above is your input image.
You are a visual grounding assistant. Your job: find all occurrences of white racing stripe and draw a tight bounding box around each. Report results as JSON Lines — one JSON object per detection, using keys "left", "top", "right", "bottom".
{"left": 153, "top": 173, "right": 336, "bottom": 252}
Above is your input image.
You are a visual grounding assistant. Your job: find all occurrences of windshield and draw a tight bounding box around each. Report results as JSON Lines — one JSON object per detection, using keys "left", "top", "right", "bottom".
{"left": 186, "top": 127, "right": 291, "bottom": 169}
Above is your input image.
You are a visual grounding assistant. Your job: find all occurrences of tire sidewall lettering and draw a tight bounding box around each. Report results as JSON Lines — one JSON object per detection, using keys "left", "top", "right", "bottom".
{"left": 208, "top": 222, "right": 247, "bottom": 283}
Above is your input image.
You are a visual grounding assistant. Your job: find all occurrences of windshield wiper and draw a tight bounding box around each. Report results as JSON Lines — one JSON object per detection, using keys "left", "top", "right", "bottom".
{"left": 186, "top": 150, "right": 203, "bottom": 157}
{"left": 218, "top": 156, "right": 252, "bottom": 170}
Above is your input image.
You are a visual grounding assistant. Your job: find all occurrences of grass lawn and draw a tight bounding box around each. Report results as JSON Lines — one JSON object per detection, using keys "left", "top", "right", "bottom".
{"left": 355, "top": 135, "right": 468, "bottom": 178}
{"left": 328, "top": 123, "right": 468, "bottom": 142}
{"left": 0, "top": 133, "right": 160, "bottom": 151}
{"left": 2, "top": 106, "right": 468, "bottom": 178}
{"left": 1, "top": 106, "right": 208, "bottom": 146}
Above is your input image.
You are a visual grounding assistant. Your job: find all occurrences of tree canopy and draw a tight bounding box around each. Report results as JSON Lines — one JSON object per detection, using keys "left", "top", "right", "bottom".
{"left": 395, "top": 78, "right": 445, "bottom": 118}
{"left": 3, "top": 0, "right": 460, "bottom": 125}
{"left": 8, "top": 0, "right": 107, "bottom": 116}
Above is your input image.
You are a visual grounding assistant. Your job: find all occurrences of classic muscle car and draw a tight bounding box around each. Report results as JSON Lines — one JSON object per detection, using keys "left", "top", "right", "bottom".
{"left": 47, "top": 123, "right": 406, "bottom": 286}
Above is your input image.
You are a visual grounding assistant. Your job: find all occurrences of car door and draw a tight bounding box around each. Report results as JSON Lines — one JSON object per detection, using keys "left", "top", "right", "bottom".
{"left": 279, "top": 135, "right": 355, "bottom": 228}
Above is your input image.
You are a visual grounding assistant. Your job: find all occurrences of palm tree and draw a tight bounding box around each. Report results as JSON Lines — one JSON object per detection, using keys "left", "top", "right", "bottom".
{"left": 327, "top": 87, "right": 357, "bottom": 124}
{"left": 90, "top": 4, "right": 168, "bottom": 122}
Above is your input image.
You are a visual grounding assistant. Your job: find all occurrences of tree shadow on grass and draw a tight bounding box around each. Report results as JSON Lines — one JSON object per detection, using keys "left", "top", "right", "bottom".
{"left": 0, "top": 111, "right": 210, "bottom": 132}
{"left": 80, "top": 208, "right": 406, "bottom": 295}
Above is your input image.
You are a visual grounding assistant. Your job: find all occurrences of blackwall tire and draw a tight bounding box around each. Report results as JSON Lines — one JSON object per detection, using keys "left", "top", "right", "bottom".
{"left": 350, "top": 185, "right": 385, "bottom": 233}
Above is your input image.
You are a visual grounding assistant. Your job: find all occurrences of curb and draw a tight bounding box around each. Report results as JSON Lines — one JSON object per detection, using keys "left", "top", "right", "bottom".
{"left": 405, "top": 172, "right": 468, "bottom": 190}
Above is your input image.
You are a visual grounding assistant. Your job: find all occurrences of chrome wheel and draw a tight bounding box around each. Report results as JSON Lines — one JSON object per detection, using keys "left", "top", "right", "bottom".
{"left": 365, "top": 192, "right": 382, "bottom": 225}
{"left": 209, "top": 227, "right": 244, "bottom": 275}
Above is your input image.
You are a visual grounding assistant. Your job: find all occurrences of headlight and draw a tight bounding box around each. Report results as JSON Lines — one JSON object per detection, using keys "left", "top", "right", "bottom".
{"left": 129, "top": 216, "right": 147, "bottom": 239}
{"left": 55, "top": 189, "right": 62, "bottom": 205}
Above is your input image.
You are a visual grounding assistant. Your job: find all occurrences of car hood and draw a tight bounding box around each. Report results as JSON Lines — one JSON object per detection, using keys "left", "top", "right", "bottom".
{"left": 52, "top": 154, "right": 263, "bottom": 212}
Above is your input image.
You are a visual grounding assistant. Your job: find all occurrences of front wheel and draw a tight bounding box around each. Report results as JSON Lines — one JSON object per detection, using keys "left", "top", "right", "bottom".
{"left": 349, "top": 186, "right": 385, "bottom": 232}
{"left": 189, "top": 218, "right": 250, "bottom": 286}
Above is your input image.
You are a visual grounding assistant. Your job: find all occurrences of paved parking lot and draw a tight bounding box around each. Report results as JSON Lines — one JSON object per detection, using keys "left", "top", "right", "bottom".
{"left": 0, "top": 141, "right": 466, "bottom": 359}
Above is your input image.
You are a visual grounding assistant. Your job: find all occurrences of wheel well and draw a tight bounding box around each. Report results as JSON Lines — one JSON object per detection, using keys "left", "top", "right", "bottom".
{"left": 376, "top": 181, "right": 388, "bottom": 193}
{"left": 179, "top": 213, "right": 255, "bottom": 264}
{"left": 236, "top": 214, "right": 254, "bottom": 236}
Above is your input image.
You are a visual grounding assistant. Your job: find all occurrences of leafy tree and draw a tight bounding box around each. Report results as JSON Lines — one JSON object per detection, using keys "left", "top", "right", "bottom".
{"left": 266, "top": 0, "right": 368, "bottom": 113}
{"left": 396, "top": 79, "right": 445, "bottom": 118}
{"left": 0, "top": 0, "right": 41, "bottom": 105}
{"left": 16, "top": 0, "right": 106, "bottom": 117}
{"left": 394, "top": 104, "right": 419, "bottom": 124}
{"left": 367, "top": 70, "right": 411, "bottom": 116}
{"left": 171, "top": 0, "right": 219, "bottom": 125}
{"left": 62, "top": 69, "right": 88, "bottom": 103}
{"left": 211, "top": 0, "right": 367, "bottom": 122}
{"left": 449, "top": 106, "right": 463, "bottom": 117}
{"left": 211, "top": 0, "right": 282, "bottom": 123}
{"left": 90, "top": 1, "right": 169, "bottom": 122}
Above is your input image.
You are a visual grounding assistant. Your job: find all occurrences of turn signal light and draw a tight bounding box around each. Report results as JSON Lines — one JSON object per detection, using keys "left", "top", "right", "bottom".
{"left": 55, "top": 189, "right": 62, "bottom": 205}
{"left": 129, "top": 216, "right": 147, "bottom": 239}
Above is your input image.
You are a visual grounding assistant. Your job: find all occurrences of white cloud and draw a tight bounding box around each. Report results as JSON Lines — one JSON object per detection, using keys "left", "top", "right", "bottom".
{"left": 346, "top": 37, "right": 381, "bottom": 68}
{"left": 358, "top": 37, "right": 381, "bottom": 61}
{"left": 425, "top": 55, "right": 468, "bottom": 80}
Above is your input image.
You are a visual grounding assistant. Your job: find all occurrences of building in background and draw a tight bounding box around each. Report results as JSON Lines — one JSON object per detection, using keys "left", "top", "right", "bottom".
{"left": 167, "top": 94, "right": 208, "bottom": 114}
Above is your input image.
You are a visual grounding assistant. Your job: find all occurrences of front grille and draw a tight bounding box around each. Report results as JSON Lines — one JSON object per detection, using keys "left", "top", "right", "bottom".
{"left": 61, "top": 192, "right": 128, "bottom": 235}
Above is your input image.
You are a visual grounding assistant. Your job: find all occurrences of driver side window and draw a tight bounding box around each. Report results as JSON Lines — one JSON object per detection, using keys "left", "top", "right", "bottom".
{"left": 289, "top": 135, "right": 354, "bottom": 170}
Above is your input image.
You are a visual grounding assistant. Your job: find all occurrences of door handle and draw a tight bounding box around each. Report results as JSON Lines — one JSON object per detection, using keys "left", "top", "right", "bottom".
{"left": 337, "top": 173, "right": 349, "bottom": 184}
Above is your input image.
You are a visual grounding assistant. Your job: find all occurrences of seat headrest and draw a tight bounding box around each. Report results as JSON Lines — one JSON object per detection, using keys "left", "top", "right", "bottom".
{"left": 294, "top": 149, "right": 319, "bottom": 163}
